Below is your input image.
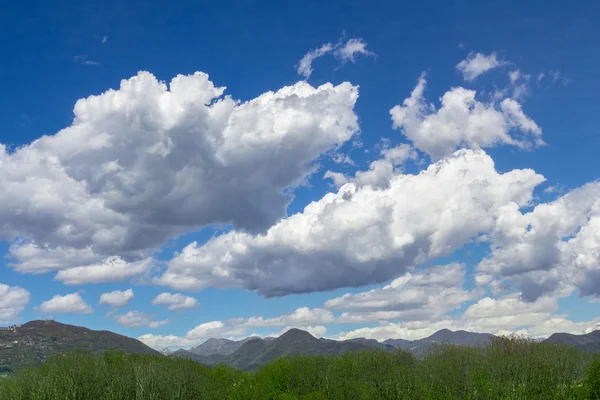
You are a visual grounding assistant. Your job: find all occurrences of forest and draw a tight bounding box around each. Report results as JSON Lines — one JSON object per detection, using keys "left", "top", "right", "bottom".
{"left": 1, "top": 337, "right": 600, "bottom": 399}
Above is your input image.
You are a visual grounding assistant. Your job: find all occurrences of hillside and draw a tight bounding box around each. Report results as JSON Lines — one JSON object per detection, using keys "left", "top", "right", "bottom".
{"left": 0, "top": 320, "right": 161, "bottom": 371}
{"left": 222, "top": 329, "right": 389, "bottom": 371}
{"left": 544, "top": 330, "right": 600, "bottom": 352}
{"left": 382, "top": 329, "right": 495, "bottom": 356}
{"left": 189, "top": 336, "right": 264, "bottom": 356}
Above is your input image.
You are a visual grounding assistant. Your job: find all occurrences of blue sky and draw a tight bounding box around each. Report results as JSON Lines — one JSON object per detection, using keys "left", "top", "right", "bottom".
{"left": 1, "top": 0, "right": 599, "bottom": 347}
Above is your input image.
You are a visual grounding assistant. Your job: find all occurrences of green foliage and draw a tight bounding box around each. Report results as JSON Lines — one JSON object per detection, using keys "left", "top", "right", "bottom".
{"left": 0, "top": 337, "right": 598, "bottom": 399}
{"left": 587, "top": 356, "right": 600, "bottom": 399}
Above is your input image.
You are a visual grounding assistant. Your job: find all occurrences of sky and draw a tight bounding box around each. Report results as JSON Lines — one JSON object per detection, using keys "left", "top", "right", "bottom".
{"left": 1, "top": 0, "right": 600, "bottom": 349}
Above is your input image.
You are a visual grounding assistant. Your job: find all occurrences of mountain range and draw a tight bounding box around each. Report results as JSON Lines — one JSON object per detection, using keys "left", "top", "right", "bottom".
{"left": 2, "top": 320, "right": 599, "bottom": 372}
{"left": 0, "top": 320, "right": 160, "bottom": 371}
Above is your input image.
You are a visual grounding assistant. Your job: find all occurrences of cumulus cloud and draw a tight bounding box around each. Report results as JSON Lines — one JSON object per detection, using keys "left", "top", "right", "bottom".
{"left": 138, "top": 307, "right": 334, "bottom": 349}
{"left": 325, "top": 143, "right": 417, "bottom": 189}
{"left": 296, "top": 37, "right": 375, "bottom": 79}
{"left": 113, "top": 310, "right": 169, "bottom": 328}
{"left": 157, "top": 149, "right": 544, "bottom": 297}
{"left": 39, "top": 293, "right": 93, "bottom": 314}
{"left": 55, "top": 257, "right": 153, "bottom": 285}
{"left": 99, "top": 289, "right": 134, "bottom": 308}
{"left": 138, "top": 320, "right": 247, "bottom": 348}
{"left": 325, "top": 263, "right": 479, "bottom": 322}
{"left": 0, "top": 283, "right": 30, "bottom": 323}
{"left": 331, "top": 292, "right": 600, "bottom": 341}
{"left": 1, "top": 71, "right": 359, "bottom": 280}
{"left": 152, "top": 293, "right": 198, "bottom": 311}
{"left": 477, "top": 182, "right": 600, "bottom": 301}
{"left": 390, "top": 75, "right": 543, "bottom": 159}
{"left": 456, "top": 52, "right": 504, "bottom": 81}
{"left": 390, "top": 75, "right": 544, "bottom": 159}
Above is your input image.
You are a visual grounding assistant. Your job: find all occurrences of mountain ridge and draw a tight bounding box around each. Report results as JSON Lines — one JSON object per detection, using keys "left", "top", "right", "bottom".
{"left": 0, "top": 320, "right": 160, "bottom": 371}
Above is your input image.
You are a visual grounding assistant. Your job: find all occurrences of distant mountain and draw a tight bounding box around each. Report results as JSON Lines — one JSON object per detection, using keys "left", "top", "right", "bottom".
{"left": 219, "top": 329, "right": 389, "bottom": 371}
{"left": 189, "top": 336, "right": 264, "bottom": 356}
{"left": 383, "top": 329, "right": 495, "bottom": 356}
{"left": 383, "top": 338, "right": 413, "bottom": 349}
{"left": 0, "top": 320, "right": 161, "bottom": 371}
{"left": 159, "top": 348, "right": 173, "bottom": 356}
{"left": 544, "top": 330, "right": 600, "bottom": 353}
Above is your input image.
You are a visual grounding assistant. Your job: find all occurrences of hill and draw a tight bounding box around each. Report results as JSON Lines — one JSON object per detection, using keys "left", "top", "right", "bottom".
{"left": 382, "top": 329, "right": 495, "bottom": 356}
{"left": 221, "top": 328, "right": 389, "bottom": 371}
{"left": 0, "top": 320, "right": 161, "bottom": 371}
{"left": 189, "top": 336, "right": 264, "bottom": 356}
{"left": 544, "top": 330, "right": 600, "bottom": 352}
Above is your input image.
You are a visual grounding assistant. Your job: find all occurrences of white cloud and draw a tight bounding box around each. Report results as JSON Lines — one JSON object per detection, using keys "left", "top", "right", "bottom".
{"left": 55, "top": 257, "right": 153, "bottom": 285}
{"left": 296, "top": 37, "right": 375, "bottom": 79}
{"left": 390, "top": 75, "right": 543, "bottom": 159}
{"left": 0, "top": 283, "right": 30, "bottom": 323}
{"left": 477, "top": 182, "right": 600, "bottom": 301}
{"left": 152, "top": 292, "right": 198, "bottom": 311}
{"left": 333, "top": 38, "right": 376, "bottom": 65}
{"left": 73, "top": 55, "right": 100, "bottom": 65}
{"left": 113, "top": 311, "right": 169, "bottom": 328}
{"left": 331, "top": 292, "right": 600, "bottom": 341}
{"left": 326, "top": 144, "right": 418, "bottom": 190}
{"left": 1, "top": 71, "right": 359, "bottom": 281}
{"left": 233, "top": 307, "right": 336, "bottom": 328}
{"left": 99, "top": 289, "right": 134, "bottom": 308}
{"left": 138, "top": 320, "right": 246, "bottom": 348}
{"left": 456, "top": 52, "right": 504, "bottom": 81}
{"left": 39, "top": 293, "right": 93, "bottom": 314}
{"left": 325, "top": 263, "right": 478, "bottom": 322}
{"left": 137, "top": 309, "right": 333, "bottom": 349}
{"left": 157, "top": 149, "right": 543, "bottom": 297}
{"left": 296, "top": 43, "right": 334, "bottom": 79}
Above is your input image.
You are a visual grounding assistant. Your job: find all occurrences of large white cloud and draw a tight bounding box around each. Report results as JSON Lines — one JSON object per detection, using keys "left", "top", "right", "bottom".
{"left": 325, "top": 263, "right": 479, "bottom": 322}
{"left": 477, "top": 182, "right": 600, "bottom": 300}
{"left": 0, "top": 283, "right": 30, "bottom": 323}
{"left": 390, "top": 75, "right": 543, "bottom": 159}
{"left": 39, "top": 293, "right": 93, "bottom": 314}
{"left": 1, "top": 71, "right": 359, "bottom": 279}
{"left": 157, "top": 149, "right": 544, "bottom": 296}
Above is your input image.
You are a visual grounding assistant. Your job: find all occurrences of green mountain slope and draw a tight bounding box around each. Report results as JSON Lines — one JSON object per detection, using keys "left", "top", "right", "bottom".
{"left": 0, "top": 320, "right": 161, "bottom": 371}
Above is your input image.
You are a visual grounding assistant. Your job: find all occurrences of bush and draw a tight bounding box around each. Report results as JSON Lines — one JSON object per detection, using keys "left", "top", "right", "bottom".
{"left": 0, "top": 341, "right": 596, "bottom": 400}
{"left": 587, "top": 356, "right": 600, "bottom": 399}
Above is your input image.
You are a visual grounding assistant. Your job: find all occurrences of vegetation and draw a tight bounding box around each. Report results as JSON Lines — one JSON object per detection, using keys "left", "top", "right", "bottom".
{"left": 1, "top": 337, "right": 599, "bottom": 399}
{"left": 0, "top": 321, "right": 160, "bottom": 371}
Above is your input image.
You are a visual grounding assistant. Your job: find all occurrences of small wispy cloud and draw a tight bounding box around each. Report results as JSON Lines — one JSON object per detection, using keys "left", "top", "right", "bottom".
{"left": 296, "top": 36, "right": 376, "bottom": 79}
{"left": 73, "top": 55, "right": 100, "bottom": 65}
{"left": 456, "top": 52, "right": 505, "bottom": 81}
{"left": 297, "top": 43, "right": 334, "bottom": 79}
{"left": 101, "top": 35, "right": 108, "bottom": 44}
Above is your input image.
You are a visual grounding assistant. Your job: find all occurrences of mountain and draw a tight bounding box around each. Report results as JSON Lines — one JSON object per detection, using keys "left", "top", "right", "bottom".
{"left": 159, "top": 348, "right": 173, "bottom": 356}
{"left": 544, "top": 330, "right": 600, "bottom": 353}
{"left": 222, "top": 329, "right": 388, "bottom": 371}
{"left": 189, "top": 336, "right": 263, "bottom": 356}
{"left": 383, "top": 329, "right": 495, "bottom": 356}
{"left": 383, "top": 338, "right": 413, "bottom": 349}
{"left": 0, "top": 320, "right": 161, "bottom": 371}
